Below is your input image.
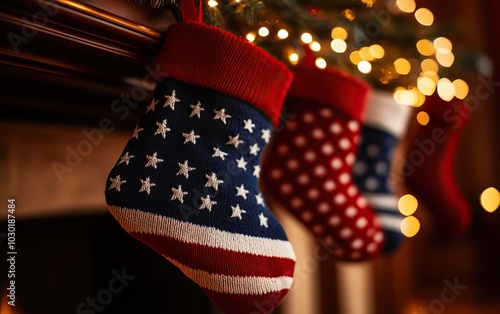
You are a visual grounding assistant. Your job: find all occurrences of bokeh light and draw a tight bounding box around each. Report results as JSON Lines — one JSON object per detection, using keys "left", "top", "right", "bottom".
{"left": 394, "top": 58, "right": 411, "bottom": 75}
{"left": 358, "top": 60, "right": 372, "bottom": 74}
{"left": 416, "top": 39, "right": 436, "bottom": 56}
{"left": 417, "top": 111, "right": 430, "bottom": 125}
{"left": 331, "top": 27, "right": 348, "bottom": 40}
{"left": 315, "top": 58, "right": 327, "bottom": 69}
{"left": 480, "top": 187, "right": 500, "bottom": 213}
{"left": 415, "top": 8, "right": 434, "bottom": 26}
{"left": 331, "top": 39, "right": 347, "bottom": 53}
{"left": 401, "top": 216, "right": 420, "bottom": 237}
{"left": 398, "top": 194, "right": 419, "bottom": 216}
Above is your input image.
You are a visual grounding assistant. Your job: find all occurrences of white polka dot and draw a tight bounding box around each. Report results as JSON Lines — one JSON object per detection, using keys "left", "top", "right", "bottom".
{"left": 298, "top": 173, "right": 310, "bottom": 185}
{"left": 339, "top": 138, "right": 351, "bottom": 150}
{"left": 375, "top": 161, "right": 388, "bottom": 175}
{"left": 307, "top": 188, "right": 320, "bottom": 200}
{"left": 357, "top": 197, "right": 367, "bottom": 208}
{"left": 304, "top": 150, "right": 316, "bottom": 162}
{"left": 367, "top": 145, "right": 380, "bottom": 158}
{"left": 314, "top": 165, "right": 327, "bottom": 177}
{"left": 287, "top": 158, "right": 299, "bottom": 170}
{"left": 348, "top": 120, "right": 359, "bottom": 132}
{"left": 321, "top": 108, "right": 333, "bottom": 118}
{"left": 287, "top": 120, "right": 298, "bottom": 131}
{"left": 291, "top": 197, "right": 304, "bottom": 209}
{"left": 353, "top": 162, "right": 366, "bottom": 175}
{"left": 321, "top": 143, "right": 334, "bottom": 155}
{"left": 303, "top": 113, "right": 315, "bottom": 124}
{"left": 350, "top": 251, "right": 361, "bottom": 260}
{"left": 351, "top": 239, "right": 364, "bottom": 249}
{"left": 277, "top": 144, "right": 290, "bottom": 156}
{"left": 280, "top": 183, "right": 293, "bottom": 195}
{"left": 364, "top": 177, "right": 379, "bottom": 191}
{"left": 340, "top": 227, "right": 353, "bottom": 238}
{"left": 328, "top": 215, "right": 341, "bottom": 226}
{"left": 356, "top": 217, "right": 368, "bottom": 229}
{"left": 301, "top": 211, "right": 314, "bottom": 222}
{"left": 312, "top": 224, "right": 324, "bottom": 234}
{"left": 345, "top": 206, "right": 357, "bottom": 217}
{"left": 366, "top": 242, "right": 377, "bottom": 253}
{"left": 334, "top": 194, "right": 346, "bottom": 205}
{"left": 330, "top": 158, "right": 343, "bottom": 170}
{"left": 312, "top": 128, "right": 325, "bottom": 139}
{"left": 339, "top": 173, "right": 350, "bottom": 184}
{"left": 324, "top": 180, "right": 336, "bottom": 191}
{"left": 374, "top": 231, "right": 384, "bottom": 242}
{"left": 294, "top": 135, "right": 307, "bottom": 147}
{"left": 270, "top": 168, "right": 283, "bottom": 180}
{"left": 347, "top": 185, "right": 357, "bottom": 197}
{"left": 318, "top": 202, "right": 330, "bottom": 213}
{"left": 330, "top": 123, "right": 342, "bottom": 134}
{"left": 345, "top": 153, "right": 355, "bottom": 165}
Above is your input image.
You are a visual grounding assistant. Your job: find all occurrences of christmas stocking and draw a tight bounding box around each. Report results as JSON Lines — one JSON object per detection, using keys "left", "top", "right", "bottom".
{"left": 352, "top": 90, "right": 412, "bottom": 253}
{"left": 261, "top": 64, "right": 384, "bottom": 261}
{"left": 105, "top": 17, "right": 296, "bottom": 314}
{"left": 404, "top": 94, "right": 471, "bottom": 236}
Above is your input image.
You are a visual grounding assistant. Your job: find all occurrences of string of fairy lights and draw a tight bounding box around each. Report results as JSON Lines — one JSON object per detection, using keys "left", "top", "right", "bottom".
{"left": 206, "top": 0, "right": 470, "bottom": 123}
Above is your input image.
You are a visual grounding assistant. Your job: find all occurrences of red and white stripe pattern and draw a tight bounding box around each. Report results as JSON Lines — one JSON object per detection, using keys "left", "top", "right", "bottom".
{"left": 109, "top": 205, "right": 295, "bottom": 313}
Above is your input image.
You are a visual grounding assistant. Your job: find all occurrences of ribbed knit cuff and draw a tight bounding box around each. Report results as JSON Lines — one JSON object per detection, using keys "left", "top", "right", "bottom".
{"left": 155, "top": 22, "right": 293, "bottom": 127}
{"left": 364, "top": 90, "right": 412, "bottom": 137}
{"left": 288, "top": 65, "right": 371, "bottom": 121}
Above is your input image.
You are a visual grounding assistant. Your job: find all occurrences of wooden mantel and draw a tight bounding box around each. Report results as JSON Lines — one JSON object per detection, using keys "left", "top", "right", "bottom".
{"left": 0, "top": 0, "right": 177, "bottom": 127}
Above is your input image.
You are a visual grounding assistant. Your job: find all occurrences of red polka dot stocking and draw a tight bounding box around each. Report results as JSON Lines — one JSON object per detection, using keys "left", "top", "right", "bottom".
{"left": 261, "top": 65, "right": 384, "bottom": 261}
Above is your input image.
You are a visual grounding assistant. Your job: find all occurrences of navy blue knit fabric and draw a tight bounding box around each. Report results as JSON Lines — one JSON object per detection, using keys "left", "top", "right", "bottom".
{"left": 353, "top": 126, "right": 403, "bottom": 252}
{"left": 105, "top": 78, "right": 287, "bottom": 240}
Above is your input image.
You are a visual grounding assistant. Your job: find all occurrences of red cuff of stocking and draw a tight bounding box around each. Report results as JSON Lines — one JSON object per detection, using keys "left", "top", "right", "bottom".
{"left": 155, "top": 22, "right": 293, "bottom": 127}
{"left": 288, "top": 65, "right": 371, "bottom": 121}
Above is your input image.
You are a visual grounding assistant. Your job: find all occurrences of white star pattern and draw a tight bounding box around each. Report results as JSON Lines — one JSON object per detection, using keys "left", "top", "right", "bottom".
{"left": 182, "top": 130, "right": 200, "bottom": 144}
{"left": 226, "top": 134, "right": 244, "bottom": 148}
{"left": 164, "top": 90, "right": 180, "bottom": 110}
{"left": 205, "top": 173, "right": 224, "bottom": 191}
{"left": 212, "top": 147, "right": 228, "bottom": 160}
{"left": 249, "top": 143, "right": 260, "bottom": 156}
{"left": 259, "top": 213, "right": 269, "bottom": 228}
{"left": 231, "top": 204, "right": 246, "bottom": 220}
{"left": 145, "top": 152, "right": 164, "bottom": 169}
{"left": 146, "top": 98, "right": 159, "bottom": 113}
{"left": 154, "top": 119, "right": 171, "bottom": 139}
{"left": 261, "top": 129, "right": 271, "bottom": 143}
{"left": 108, "top": 175, "right": 126, "bottom": 191}
{"left": 236, "top": 184, "right": 249, "bottom": 199}
{"left": 255, "top": 193, "right": 265, "bottom": 206}
{"left": 131, "top": 126, "right": 143, "bottom": 139}
{"left": 253, "top": 165, "right": 261, "bottom": 178}
{"left": 189, "top": 101, "right": 204, "bottom": 118}
{"left": 199, "top": 195, "right": 217, "bottom": 211}
{"left": 243, "top": 119, "right": 255, "bottom": 133}
{"left": 176, "top": 160, "right": 195, "bottom": 178}
{"left": 117, "top": 151, "right": 135, "bottom": 165}
{"left": 171, "top": 185, "right": 188, "bottom": 203}
{"left": 213, "top": 108, "right": 231, "bottom": 124}
{"left": 139, "top": 177, "right": 155, "bottom": 195}
{"left": 236, "top": 157, "right": 247, "bottom": 170}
